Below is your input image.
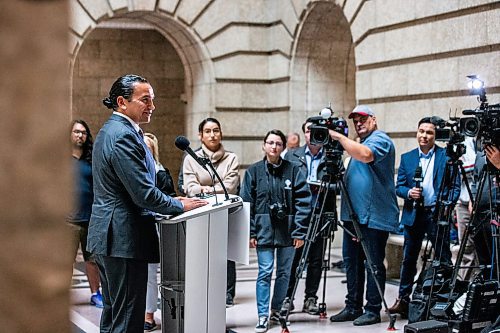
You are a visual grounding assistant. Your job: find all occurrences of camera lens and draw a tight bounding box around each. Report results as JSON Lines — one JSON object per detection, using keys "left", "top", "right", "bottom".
{"left": 462, "top": 118, "right": 479, "bottom": 137}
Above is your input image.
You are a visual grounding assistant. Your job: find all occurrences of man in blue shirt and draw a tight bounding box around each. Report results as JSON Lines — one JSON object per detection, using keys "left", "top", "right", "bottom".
{"left": 328, "top": 105, "right": 399, "bottom": 326}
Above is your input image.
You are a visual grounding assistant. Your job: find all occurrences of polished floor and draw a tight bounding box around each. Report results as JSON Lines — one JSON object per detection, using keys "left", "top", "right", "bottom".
{"left": 71, "top": 247, "right": 408, "bottom": 333}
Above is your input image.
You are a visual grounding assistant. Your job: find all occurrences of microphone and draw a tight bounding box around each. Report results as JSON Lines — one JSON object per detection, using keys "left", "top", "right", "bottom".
{"left": 175, "top": 136, "right": 208, "bottom": 171}
{"left": 413, "top": 166, "right": 424, "bottom": 208}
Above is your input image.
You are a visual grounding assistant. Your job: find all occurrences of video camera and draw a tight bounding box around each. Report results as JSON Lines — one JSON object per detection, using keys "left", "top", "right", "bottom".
{"left": 434, "top": 76, "right": 499, "bottom": 148}
{"left": 309, "top": 106, "right": 348, "bottom": 149}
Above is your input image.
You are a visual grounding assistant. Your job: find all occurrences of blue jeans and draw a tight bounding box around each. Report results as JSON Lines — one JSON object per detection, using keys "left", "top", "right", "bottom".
{"left": 342, "top": 223, "right": 388, "bottom": 314}
{"left": 256, "top": 246, "right": 295, "bottom": 317}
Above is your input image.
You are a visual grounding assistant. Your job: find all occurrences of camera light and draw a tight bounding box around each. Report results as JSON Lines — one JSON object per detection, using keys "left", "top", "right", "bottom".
{"left": 466, "top": 75, "right": 484, "bottom": 90}
{"left": 320, "top": 107, "right": 333, "bottom": 119}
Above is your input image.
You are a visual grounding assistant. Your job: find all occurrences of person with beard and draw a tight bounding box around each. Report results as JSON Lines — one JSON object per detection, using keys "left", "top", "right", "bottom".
{"left": 68, "top": 119, "right": 102, "bottom": 308}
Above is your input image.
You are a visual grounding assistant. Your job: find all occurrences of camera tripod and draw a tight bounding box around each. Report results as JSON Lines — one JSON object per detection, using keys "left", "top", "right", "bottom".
{"left": 278, "top": 157, "right": 397, "bottom": 332}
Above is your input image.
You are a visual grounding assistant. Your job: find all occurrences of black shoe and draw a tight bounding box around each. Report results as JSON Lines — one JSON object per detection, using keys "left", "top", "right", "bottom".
{"left": 144, "top": 320, "right": 157, "bottom": 331}
{"left": 353, "top": 312, "right": 381, "bottom": 326}
{"left": 387, "top": 298, "right": 408, "bottom": 319}
{"left": 226, "top": 293, "right": 234, "bottom": 308}
{"left": 329, "top": 308, "right": 363, "bottom": 322}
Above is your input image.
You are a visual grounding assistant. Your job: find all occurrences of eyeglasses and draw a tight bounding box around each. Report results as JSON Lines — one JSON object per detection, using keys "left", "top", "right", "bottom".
{"left": 72, "top": 130, "right": 88, "bottom": 136}
{"left": 265, "top": 141, "right": 283, "bottom": 147}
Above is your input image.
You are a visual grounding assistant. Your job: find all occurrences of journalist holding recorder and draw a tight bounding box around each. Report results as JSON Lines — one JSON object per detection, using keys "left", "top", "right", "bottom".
{"left": 240, "top": 129, "right": 311, "bottom": 333}
{"left": 388, "top": 117, "right": 461, "bottom": 318}
{"left": 327, "top": 105, "right": 399, "bottom": 326}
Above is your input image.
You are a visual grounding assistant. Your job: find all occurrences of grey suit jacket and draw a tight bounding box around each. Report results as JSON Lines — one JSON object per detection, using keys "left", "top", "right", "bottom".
{"left": 87, "top": 114, "right": 183, "bottom": 262}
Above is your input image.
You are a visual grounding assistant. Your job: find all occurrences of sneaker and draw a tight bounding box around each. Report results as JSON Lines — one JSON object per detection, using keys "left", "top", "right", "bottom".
{"left": 269, "top": 310, "right": 280, "bottom": 322}
{"left": 353, "top": 312, "right": 381, "bottom": 326}
{"left": 226, "top": 293, "right": 234, "bottom": 308}
{"left": 302, "top": 297, "right": 320, "bottom": 315}
{"left": 255, "top": 316, "right": 268, "bottom": 333}
{"left": 90, "top": 291, "right": 103, "bottom": 308}
{"left": 280, "top": 297, "right": 295, "bottom": 315}
{"left": 144, "top": 320, "right": 157, "bottom": 331}
{"left": 329, "top": 307, "right": 362, "bottom": 322}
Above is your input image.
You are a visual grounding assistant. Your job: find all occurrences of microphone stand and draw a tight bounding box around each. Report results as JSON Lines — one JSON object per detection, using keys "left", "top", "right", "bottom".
{"left": 199, "top": 157, "right": 233, "bottom": 205}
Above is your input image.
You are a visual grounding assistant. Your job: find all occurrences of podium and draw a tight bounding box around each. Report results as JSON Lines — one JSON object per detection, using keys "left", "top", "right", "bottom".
{"left": 158, "top": 195, "right": 249, "bottom": 333}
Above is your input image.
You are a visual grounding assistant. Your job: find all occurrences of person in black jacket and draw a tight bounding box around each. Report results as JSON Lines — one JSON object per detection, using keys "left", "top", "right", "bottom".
{"left": 241, "top": 129, "right": 311, "bottom": 333}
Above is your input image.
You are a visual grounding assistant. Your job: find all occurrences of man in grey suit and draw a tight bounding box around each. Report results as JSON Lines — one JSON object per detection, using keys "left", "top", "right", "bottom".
{"left": 87, "top": 74, "right": 207, "bottom": 333}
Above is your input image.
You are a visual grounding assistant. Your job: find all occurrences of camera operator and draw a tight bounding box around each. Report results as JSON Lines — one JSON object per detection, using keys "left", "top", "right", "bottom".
{"left": 282, "top": 117, "right": 335, "bottom": 315}
{"left": 328, "top": 105, "right": 399, "bottom": 326}
{"left": 470, "top": 143, "right": 499, "bottom": 279}
{"left": 387, "top": 117, "right": 461, "bottom": 318}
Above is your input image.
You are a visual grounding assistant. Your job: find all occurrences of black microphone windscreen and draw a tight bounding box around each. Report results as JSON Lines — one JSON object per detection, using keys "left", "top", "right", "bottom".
{"left": 415, "top": 166, "right": 422, "bottom": 177}
{"left": 175, "top": 136, "right": 190, "bottom": 151}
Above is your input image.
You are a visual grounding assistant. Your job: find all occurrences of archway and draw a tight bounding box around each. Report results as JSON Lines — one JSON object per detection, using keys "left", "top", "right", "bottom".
{"left": 290, "top": 2, "right": 355, "bottom": 132}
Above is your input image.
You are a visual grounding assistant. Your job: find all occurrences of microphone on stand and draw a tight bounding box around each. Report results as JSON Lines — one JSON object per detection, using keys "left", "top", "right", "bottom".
{"left": 174, "top": 136, "right": 208, "bottom": 171}
{"left": 174, "top": 136, "right": 232, "bottom": 203}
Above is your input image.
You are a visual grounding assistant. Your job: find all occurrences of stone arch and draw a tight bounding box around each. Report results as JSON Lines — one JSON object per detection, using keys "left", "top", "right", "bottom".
{"left": 290, "top": 1, "right": 356, "bottom": 132}
{"left": 69, "top": 5, "right": 215, "bottom": 183}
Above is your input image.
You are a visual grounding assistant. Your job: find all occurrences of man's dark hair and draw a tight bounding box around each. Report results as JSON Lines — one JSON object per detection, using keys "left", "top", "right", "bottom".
{"left": 302, "top": 117, "right": 316, "bottom": 133}
{"left": 198, "top": 117, "right": 222, "bottom": 133}
{"left": 264, "top": 129, "right": 287, "bottom": 147}
{"left": 418, "top": 116, "right": 437, "bottom": 128}
{"left": 71, "top": 119, "right": 93, "bottom": 163}
{"left": 102, "top": 74, "right": 149, "bottom": 111}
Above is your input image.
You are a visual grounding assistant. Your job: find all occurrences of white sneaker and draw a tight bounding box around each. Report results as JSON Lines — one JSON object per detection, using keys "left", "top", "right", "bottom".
{"left": 255, "top": 316, "right": 268, "bottom": 333}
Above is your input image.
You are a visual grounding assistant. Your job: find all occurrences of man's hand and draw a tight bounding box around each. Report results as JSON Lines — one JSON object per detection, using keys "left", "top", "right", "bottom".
{"left": 200, "top": 185, "right": 213, "bottom": 194}
{"left": 485, "top": 145, "right": 500, "bottom": 169}
{"left": 408, "top": 187, "right": 422, "bottom": 200}
{"left": 293, "top": 239, "right": 304, "bottom": 249}
{"left": 178, "top": 197, "right": 208, "bottom": 211}
{"left": 249, "top": 238, "right": 257, "bottom": 248}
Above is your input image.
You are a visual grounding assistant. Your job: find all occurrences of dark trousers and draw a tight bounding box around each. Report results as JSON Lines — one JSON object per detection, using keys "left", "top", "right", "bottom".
{"left": 227, "top": 260, "right": 236, "bottom": 297}
{"left": 286, "top": 237, "right": 324, "bottom": 300}
{"left": 95, "top": 255, "right": 148, "bottom": 333}
{"left": 399, "top": 208, "right": 452, "bottom": 299}
{"left": 343, "top": 223, "right": 388, "bottom": 314}
{"left": 472, "top": 211, "right": 497, "bottom": 280}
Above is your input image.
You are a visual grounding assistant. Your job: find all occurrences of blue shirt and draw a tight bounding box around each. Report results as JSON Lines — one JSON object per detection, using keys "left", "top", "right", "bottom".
{"left": 340, "top": 130, "right": 399, "bottom": 232}
{"left": 68, "top": 157, "right": 93, "bottom": 223}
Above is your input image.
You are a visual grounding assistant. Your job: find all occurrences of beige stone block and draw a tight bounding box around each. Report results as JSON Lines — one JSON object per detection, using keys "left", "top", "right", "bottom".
{"left": 350, "top": 0, "right": 376, "bottom": 42}
{"left": 120, "top": 59, "right": 165, "bottom": 78}
{"left": 78, "top": 58, "right": 123, "bottom": 77}
{"left": 272, "top": 0, "right": 299, "bottom": 38}
{"left": 79, "top": 0, "right": 112, "bottom": 21}
{"left": 432, "top": 12, "right": 489, "bottom": 54}
{"left": 457, "top": 52, "right": 500, "bottom": 89}
{"left": 355, "top": 70, "right": 372, "bottom": 101}
{"left": 268, "top": 54, "right": 290, "bottom": 79}
{"left": 73, "top": 77, "right": 100, "bottom": 96}
{"left": 487, "top": 9, "right": 500, "bottom": 44}
{"left": 132, "top": 0, "right": 156, "bottom": 11}
{"left": 384, "top": 23, "right": 432, "bottom": 63}
{"left": 69, "top": 0, "right": 95, "bottom": 37}
{"left": 382, "top": 100, "right": 433, "bottom": 133}
{"left": 216, "top": 111, "right": 289, "bottom": 137}
{"left": 86, "top": 27, "right": 122, "bottom": 40}
{"left": 355, "top": 33, "right": 385, "bottom": 66}
{"left": 240, "top": 140, "right": 266, "bottom": 166}
{"left": 290, "top": 81, "right": 308, "bottom": 112}
{"left": 374, "top": 0, "right": 416, "bottom": 27}
{"left": 215, "top": 83, "right": 243, "bottom": 108}
{"left": 369, "top": 64, "right": 409, "bottom": 98}
{"left": 158, "top": 0, "right": 180, "bottom": 14}
{"left": 108, "top": 0, "right": 129, "bottom": 11}
{"left": 343, "top": 0, "right": 363, "bottom": 23}
{"left": 206, "top": 26, "right": 251, "bottom": 59}
{"left": 193, "top": 0, "right": 238, "bottom": 40}
{"left": 177, "top": 0, "right": 211, "bottom": 25}
{"left": 458, "top": 0, "right": 496, "bottom": 9}
{"left": 214, "top": 54, "right": 267, "bottom": 80}
{"left": 407, "top": 58, "right": 459, "bottom": 95}
{"left": 291, "top": 0, "right": 308, "bottom": 19}
{"left": 414, "top": 0, "right": 459, "bottom": 18}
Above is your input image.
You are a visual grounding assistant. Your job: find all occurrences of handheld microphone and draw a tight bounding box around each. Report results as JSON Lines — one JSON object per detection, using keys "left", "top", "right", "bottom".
{"left": 174, "top": 136, "right": 208, "bottom": 171}
{"left": 413, "top": 166, "right": 424, "bottom": 208}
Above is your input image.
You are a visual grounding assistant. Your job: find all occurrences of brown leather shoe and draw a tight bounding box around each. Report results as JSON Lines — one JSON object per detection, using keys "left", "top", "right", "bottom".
{"left": 387, "top": 298, "right": 408, "bottom": 319}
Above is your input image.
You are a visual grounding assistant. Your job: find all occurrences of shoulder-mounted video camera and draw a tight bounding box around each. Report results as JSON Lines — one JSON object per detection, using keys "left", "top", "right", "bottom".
{"left": 269, "top": 202, "right": 287, "bottom": 221}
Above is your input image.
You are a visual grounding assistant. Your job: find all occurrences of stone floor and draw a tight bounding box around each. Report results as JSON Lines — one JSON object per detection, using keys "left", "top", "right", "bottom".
{"left": 70, "top": 248, "right": 408, "bottom": 333}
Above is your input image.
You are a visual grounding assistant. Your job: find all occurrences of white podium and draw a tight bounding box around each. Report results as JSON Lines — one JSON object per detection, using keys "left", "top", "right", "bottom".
{"left": 158, "top": 195, "right": 249, "bottom": 333}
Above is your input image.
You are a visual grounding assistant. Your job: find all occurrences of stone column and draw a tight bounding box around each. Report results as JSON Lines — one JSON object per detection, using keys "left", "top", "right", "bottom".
{"left": 0, "top": 1, "right": 72, "bottom": 332}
